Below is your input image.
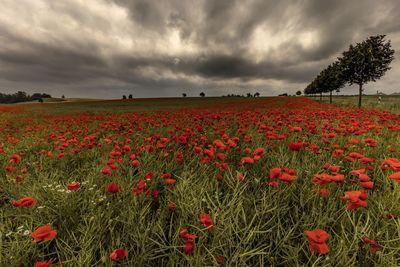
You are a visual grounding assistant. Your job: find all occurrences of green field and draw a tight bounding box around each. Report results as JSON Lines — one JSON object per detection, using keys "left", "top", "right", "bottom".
{"left": 1, "top": 97, "right": 400, "bottom": 266}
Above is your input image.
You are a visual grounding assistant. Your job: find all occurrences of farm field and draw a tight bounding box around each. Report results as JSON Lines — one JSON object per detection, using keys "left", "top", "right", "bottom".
{"left": 311, "top": 95, "right": 400, "bottom": 114}
{"left": 1, "top": 96, "right": 400, "bottom": 266}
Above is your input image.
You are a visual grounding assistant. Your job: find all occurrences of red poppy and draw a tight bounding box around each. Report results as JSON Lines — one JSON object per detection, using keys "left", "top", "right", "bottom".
{"left": 106, "top": 182, "right": 121, "bottom": 193}
{"left": 67, "top": 182, "right": 81, "bottom": 190}
{"left": 9, "top": 153, "right": 22, "bottom": 164}
{"left": 361, "top": 181, "right": 374, "bottom": 189}
{"left": 342, "top": 191, "right": 368, "bottom": 210}
{"left": 167, "top": 201, "right": 177, "bottom": 211}
{"left": 32, "top": 225, "right": 57, "bottom": 242}
{"left": 240, "top": 156, "right": 254, "bottom": 164}
{"left": 131, "top": 159, "right": 140, "bottom": 167}
{"left": 269, "top": 168, "right": 281, "bottom": 179}
{"left": 101, "top": 166, "right": 112, "bottom": 175}
{"left": 362, "top": 236, "right": 381, "bottom": 252}
{"left": 179, "top": 229, "right": 198, "bottom": 239}
{"left": 304, "top": 229, "right": 330, "bottom": 254}
{"left": 199, "top": 213, "right": 214, "bottom": 229}
{"left": 34, "top": 259, "right": 53, "bottom": 267}
{"left": 15, "top": 175, "right": 24, "bottom": 183}
{"left": 253, "top": 147, "right": 265, "bottom": 156}
{"left": 389, "top": 172, "right": 400, "bottom": 183}
{"left": 317, "top": 188, "right": 330, "bottom": 197}
{"left": 267, "top": 181, "right": 279, "bottom": 188}
{"left": 109, "top": 248, "right": 128, "bottom": 261}
{"left": 288, "top": 142, "right": 303, "bottom": 151}
{"left": 216, "top": 255, "right": 225, "bottom": 266}
{"left": 132, "top": 180, "right": 146, "bottom": 195}
{"left": 166, "top": 179, "right": 176, "bottom": 185}
{"left": 279, "top": 172, "right": 296, "bottom": 183}
{"left": 12, "top": 196, "right": 36, "bottom": 207}
{"left": 184, "top": 239, "right": 195, "bottom": 255}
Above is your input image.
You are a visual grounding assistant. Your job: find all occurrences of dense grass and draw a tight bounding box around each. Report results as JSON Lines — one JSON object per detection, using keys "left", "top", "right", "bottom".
{"left": 1, "top": 97, "right": 400, "bottom": 266}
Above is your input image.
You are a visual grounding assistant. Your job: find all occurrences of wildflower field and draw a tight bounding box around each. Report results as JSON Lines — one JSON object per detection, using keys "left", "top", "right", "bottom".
{"left": 1, "top": 97, "right": 400, "bottom": 266}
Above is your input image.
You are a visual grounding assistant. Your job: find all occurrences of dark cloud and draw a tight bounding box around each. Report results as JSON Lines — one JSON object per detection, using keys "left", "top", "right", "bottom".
{"left": 0, "top": 0, "right": 399, "bottom": 98}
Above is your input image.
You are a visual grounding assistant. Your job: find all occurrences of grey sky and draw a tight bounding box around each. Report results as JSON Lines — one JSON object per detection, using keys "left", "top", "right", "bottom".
{"left": 0, "top": 0, "right": 399, "bottom": 98}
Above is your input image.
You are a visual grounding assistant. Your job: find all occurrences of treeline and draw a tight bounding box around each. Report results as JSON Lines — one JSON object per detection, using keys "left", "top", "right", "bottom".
{"left": 0, "top": 91, "right": 52, "bottom": 104}
{"left": 222, "top": 92, "right": 261, "bottom": 97}
{"left": 304, "top": 35, "right": 395, "bottom": 107}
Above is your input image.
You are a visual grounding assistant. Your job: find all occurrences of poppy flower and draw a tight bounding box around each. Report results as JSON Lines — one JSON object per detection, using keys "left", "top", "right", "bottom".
{"left": 184, "top": 239, "right": 195, "bottom": 255}
{"left": 193, "top": 146, "right": 202, "bottom": 154}
{"left": 179, "top": 229, "right": 198, "bottom": 239}
{"left": 166, "top": 179, "right": 176, "bottom": 185}
{"left": 106, "top": 182, "right": 121, "bottom": 193}
{"left": 9, "top": 154, "right": 22, "bottom": 164}
{"left": 167, "top": 201, "right": 177, "bottom": 211}
{"left": 109, "top": 248, "right": 128, "bottom": 261}
{"left": 288, "top": 142, "right": 303, "bottom": 151}
{"left": 101, "top": 167, "right": 112, "bottom": 175}
{"left": 279, "top": 172, "right": 296, "bottom": 183}
{"left": 362, "top": 236, "right": 381, "bottom": 252}
{"left": 12, "top": 197, "right": 36, "bottom": 207}
{"left": 34, "top": 259, "right": 53, "bottom": 267}
{"left": 389, "top": 172, "right": 400, "bottom": 183}
{"left": 382, "top": 158, "right": 400, "bottom": 171}
{"left": 269, "top": 168, "right": 281, "bottom": 179}
{"left": 361, "top": 181, "right": 374, "bottom": 189}
{"left": 304, "top": 229, "right": 330, "bottom": 254}
{"left": 240, "top": 157, "right": 254, "bottom": 164}
{"left": 253, "top": 147, "right": 265, "bottom": 156}
{"left": 67, "top": 182, "right": 81, "bottom": 190}
{"left": 199, "top": 213, "right": 214, "bottom": 229}
{"left": 15, "top": 175, "right": 24, "bottom": 183}
{"left": 341, "top": 191, "right": 368, "bottom": 210}
{"left": 131, "top": 159, "right": 140, "bottom": 167}
{"left": 161, "top": 173, "right": 172, "bottom": 179}
{"left": 31, "top": 225, "right": 57, "bottom": 242}
{"left": 216, "top": 255, "right": 225, "bottom": 266}
{"left": 317, "top": 188, "right": 330, "bottom": 197}
{"left": 237, "top": 172, "right": 245, "bottom": 182}
{"left": 132, "top": 180, "right": 146, "bottom": 195}
{"left": 267, "top": 181, "right": 279, "bottom": 188}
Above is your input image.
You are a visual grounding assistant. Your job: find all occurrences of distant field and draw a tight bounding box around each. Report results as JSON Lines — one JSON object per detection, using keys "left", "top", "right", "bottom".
{"left": 310, "top": 95, "right": 400, "bottom": 113}
{"left": 6, "top": 97, "right": 290, "bottom": 115}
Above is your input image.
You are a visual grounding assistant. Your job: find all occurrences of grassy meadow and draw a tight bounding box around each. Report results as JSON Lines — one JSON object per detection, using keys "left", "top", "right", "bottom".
{"left": 1, "top": 96, "right": 400, "bottom": 266}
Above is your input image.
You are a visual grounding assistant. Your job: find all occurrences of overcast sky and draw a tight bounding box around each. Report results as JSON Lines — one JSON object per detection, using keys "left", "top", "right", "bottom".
{"left": 0, "top": 0, "right": 399, "bottom": 98}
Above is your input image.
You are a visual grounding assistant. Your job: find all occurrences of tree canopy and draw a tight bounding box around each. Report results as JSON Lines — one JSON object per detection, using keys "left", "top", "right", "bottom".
{"left": 304, "top": 35, "right": 394, "bottom": 107}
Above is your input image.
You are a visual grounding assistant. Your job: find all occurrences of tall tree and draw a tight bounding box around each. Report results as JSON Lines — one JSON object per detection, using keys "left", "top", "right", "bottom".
{"left": 339, "top": 35, "right": 394, "bottom": 107}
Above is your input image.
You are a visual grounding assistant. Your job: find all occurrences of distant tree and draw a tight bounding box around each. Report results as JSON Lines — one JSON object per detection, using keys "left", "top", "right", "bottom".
{"left": 128, "top": 94, "right": 133, "bottom": 99}
{"left": 246, "top": 93, "right": 253, "bottom": 97}
{"left": 61, "top": 95, "right": 65, "bottom": 99}
{"left": 254, "top": 92, "right": 260, "bottom": 97}
{"left": 339, "top": 35, "right": 395, "bottom": 107}
{"left": 296, "top": 90, "right": 302, "bottom": 96}
{"left": 182, "top": 93, "right": 187, "bottom": 97}
{"left": 122, "top": 95, "right": 127, "bottom": 99}
{"left": 38, "top": 98, "right": 43, "bottom": 103}
{"left": 200, "top": 92, "right": 205, "bottom": 97}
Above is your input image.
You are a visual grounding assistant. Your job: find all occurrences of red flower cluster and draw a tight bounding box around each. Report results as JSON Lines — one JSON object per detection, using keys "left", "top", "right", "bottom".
{"left": 304, "top": 229, "right": 330, "bottom": 254}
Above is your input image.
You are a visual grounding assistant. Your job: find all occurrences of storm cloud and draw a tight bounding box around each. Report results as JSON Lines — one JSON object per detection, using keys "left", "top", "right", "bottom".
{"left": 0, "top": 0, "right": 399, "bottom": 98}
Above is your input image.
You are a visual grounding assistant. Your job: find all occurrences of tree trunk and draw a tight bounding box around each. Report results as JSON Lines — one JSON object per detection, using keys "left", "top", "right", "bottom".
{"left": 329, "top": 91, "right": 332, "bottom": 104}
{"left": 358, "top": 83, "right": 363, "bottom": 108}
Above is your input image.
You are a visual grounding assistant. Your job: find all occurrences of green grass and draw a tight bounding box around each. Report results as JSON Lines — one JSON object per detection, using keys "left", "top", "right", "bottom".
{"left": 311, "top": 95, "right": 400, "bottom": 113}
